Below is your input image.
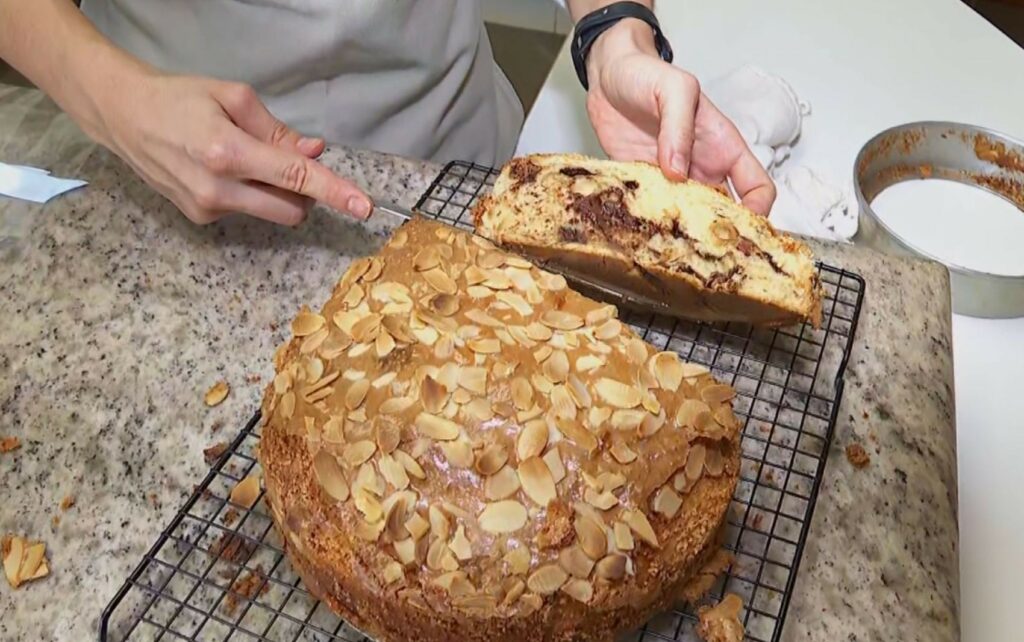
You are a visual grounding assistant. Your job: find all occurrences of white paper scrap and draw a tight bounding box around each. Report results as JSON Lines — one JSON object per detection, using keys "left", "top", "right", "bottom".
{"left": 0, "top": 161, "right": 87, "bottom": 204}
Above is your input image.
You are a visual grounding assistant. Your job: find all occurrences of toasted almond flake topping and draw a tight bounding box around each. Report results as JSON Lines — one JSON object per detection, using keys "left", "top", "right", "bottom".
{"left": 642, "top": 393, "right": 661, "bottom": 415}
{"left": 423, "top": 267, "right": 458, "bottom": 295}
{"left": 682, "top": 362, "right": 711, "bottom": 379}
{"left": 362, "top": 257, "right": 384, "bottom": 282}
{"left": 4, "top": 537, "right": 24, "bottom": 588}
{"left": 463, "top": 397, "right": 494, "bottom": 422}
{"left": 379, "top": 397, "right": 416, "bottom": 416}
{"left": 292, "top": 310, "right": 326, "bottom": 337}
{"left": 566, "top": 374, "right": 592, "bottom": 409}
{"left": 394, "top": 537, "right": 417, "bottom": 565}
{"left": 653, "top": 486, "right": 683, "bottom": 519}
{"left": 378, "top": 453, "right": 411, "bottom": 490}
{"left": 345, "top": 379, "right": 370, "bottom": 411}
{"left": 343, "top": 440, "right": 377, "bottom": 468}
{"left": 541, "top": 448, "right": 566, "bottom": 484}
{"left": 504, "top": 547, "right": 531, "bottom": 576}
{"left": 372, "top": 372, "right": 397, "bottom": 389}
{"left": 351, "top": 313, "right": 382, "bottom": 343}
{"left": 623, "top": 510, "right": 659, "bottom": 548}
{"left": 496, "top": 291, "right": 533, "bottom": 316}
{"left": 449, "top": 524, "right": 473, "bottom": 561}
{"left": 649, "top": 352, "right": 685, "bottom": 391}
{"left": 413, "top": 246, "right": 440, "bottom": 272}
{"left": 555, "top": 418, "right": 598, "bottom": 453}
{"left": 585, "top": 488, "right": 619, "bottom": 511}
{"left": 353, "top": 461, "right": 383, "bottom": 496}
{"left": 595, "top": 554, "right": 627, "bottom": 580}
{"left": 550, "top": 385, "right": 577, "bottom": 421}
{"left": 278, "top": 391, "right": 296, "bottom": 419}
{"left": 701, "top": 384, "right": 736, "bottom": 404}
{"left": 594, "top": 378, "right": 642, "bottom": 409}
{"left": 440, "top": 439, "right": 474, "bottom": 468}
{"left": 538, "top": 272, "right": 567, "bottom": 292}
{"left": 404, "top": 512, "right": 430, "bottom": 542}
{"left": 428, "top": 293, "right": 460, "bottom": 317}
{"left": 458, "top": 367, "right": 488, "bottom": 395}
{"left": 375, "top": 330, "right": 396, "bottom": 358}
{"left": 354, "top": 489, "right": 383, "bottom": 522}
{"left": 686, "top": 443, "right": 707, "bottom": 480}
{"left": 384, "top": 495, "right": 409, "bottom": 540}
{"left": 676, "top": 398, "right": 711, "bottom": 428}
{"left": 516, "top": 419, "right": 548, "bottom": 461}
{"left": 518, "top": 457, "right": 556, "bottom": 506}
{"left": 393, "top": 449, "right": 425, "bottom": 480}
{"left": 511, "top": 377, "right": 534, "bottom": 411}
{"left": 576, "top": 355, "right": 604, "bottom": 373}
{"left": 594, "top": 319, "right": 621, "bottom": 341}
{"left": 614, "top": 522, "right": 635, "bottom": 550}
{"left": 610, "top": 409, "right": 646, "bottom": 432}
{"left": 540, "top": 310, "right": 583, "bottom": 331}
{"left": 204, "top": 381, "right": 229, "bottom": 407}
{"left": 483, "top": 270, "right": 513, "bottom": 290}
{"left": 562, "top": 578, "right": 594, "bottom": 604}
{"left": 273, "top": 371, "right": 292, "bottom": 395}
{"left": 484, "top": 465, "right": 521, "bottom": 501}
{"left": 530, "top": 373, "right": 554, "bottom": 395}
{"left": 525, "top": 322, "right": 553, "bottom": 342}
{"left": 420, "top": 376, "right": 447, "bottom": 414}
{"left": 230, "top": 474, "right": 261, "bottom": 509}
{"left": 383, "top": 561, "right": 404, "bottom": 584}
{"left": 625, "top": 338, "right": 648, "bottom": 365}
{"left": 705, "top": 448, "right": 725, "bottom": 476}
{"left": 574, "top": 516, "right": 606, "bottom": 560}
{"left": 527, "top": 564, "right": 568, "bottom": 595}
{"left": 533, "top": 345, "right": 553, "bottom": 363}
{"left": 610, "top": 442, "right": 638, "bottom": 464}
{"left": 474, "top": 444, "right": 508, "bottom": 476}
{"left": 313, "top": 451, "right": 349, "bottom": 501}
{"left": 479, "top": 500, "right": 528, "bottom": 534}
{"left": 543, "top": 350, "right": 570, "bottom": 383}
{"left": 468, "top": 337, "right": 501, "bottom": 354}
{"left": 477, "top": 250, "right": 506, "bottom": 269}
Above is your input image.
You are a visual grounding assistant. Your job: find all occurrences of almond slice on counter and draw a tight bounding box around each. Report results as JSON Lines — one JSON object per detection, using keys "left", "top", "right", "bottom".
{"left": 229, "top": 474, "right": 261, "bottom": 509}
{"left": 204, "top": 381, "right": 230, "bottom": 407}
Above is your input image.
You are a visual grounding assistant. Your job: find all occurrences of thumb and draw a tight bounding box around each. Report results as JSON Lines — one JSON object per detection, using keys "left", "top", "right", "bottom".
{"left": 656, "top": 72, "right": 700, "bottom": 181}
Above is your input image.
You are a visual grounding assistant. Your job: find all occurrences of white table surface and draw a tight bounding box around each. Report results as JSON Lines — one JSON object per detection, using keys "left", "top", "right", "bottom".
{"left": 516, "top": 1, "right": 1024, "bottom": 640}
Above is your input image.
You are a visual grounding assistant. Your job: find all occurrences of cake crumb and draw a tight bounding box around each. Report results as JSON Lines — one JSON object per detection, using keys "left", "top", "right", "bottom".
{"left": 60, "top": 495, "right": 75, "bottom": 511}
{"left": 222, "top": 508, "right": 239, "bottom": 527}
{"left": 223, "top": 565, "right": 267, "bottom": 616}
{"left": 846, "top": 443, "right": 870, "bottom": 469}
{"left": 0, "top": 436, "right": 21, "bottom": 453}
{"left": 681, "top": 549, "right": 734, "bottom": 603}
{"left": 245, "top": 373, "right": 261, "bottom": 384}
{"left": 697, "top": 593, "right": 745, "bottom": 642}
{"left": 535, "top": 500, "right": 573, "bottom": 550}
{"left": 210, "top": 420, "right": 225, "bottom": 433}
{"left": 204, "top": 441, "right": 229, "bottom": 464}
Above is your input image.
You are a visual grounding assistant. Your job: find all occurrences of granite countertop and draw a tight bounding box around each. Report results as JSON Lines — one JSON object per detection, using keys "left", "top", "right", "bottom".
{"left": 0, "top": 85, "right": 959, "bottom": 642}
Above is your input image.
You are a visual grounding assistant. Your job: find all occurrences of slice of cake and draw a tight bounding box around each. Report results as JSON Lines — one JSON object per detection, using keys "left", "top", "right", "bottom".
{"left": 473, "top": 154, "right": 821, "bottom": 327}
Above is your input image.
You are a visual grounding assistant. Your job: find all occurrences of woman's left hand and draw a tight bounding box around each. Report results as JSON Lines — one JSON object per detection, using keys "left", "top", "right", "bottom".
{"left": 583, "top": 19, "right": 776, "bottom": 215}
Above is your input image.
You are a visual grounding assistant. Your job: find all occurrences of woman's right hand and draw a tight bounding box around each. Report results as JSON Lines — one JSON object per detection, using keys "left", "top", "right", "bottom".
{"left": 92, "top": 71, "right": 373, "bottom": 225}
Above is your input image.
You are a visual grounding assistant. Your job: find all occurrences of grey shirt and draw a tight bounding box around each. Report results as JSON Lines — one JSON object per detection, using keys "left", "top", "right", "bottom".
{"left": 80, "top": 0, "right": 524, "bottom": 165}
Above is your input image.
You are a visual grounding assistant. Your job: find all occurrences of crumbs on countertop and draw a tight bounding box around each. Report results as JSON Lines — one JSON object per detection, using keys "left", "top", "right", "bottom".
{"left": 59, "top": 496, "right": 75, "bottom": 511}
{"left": 1, "top": 436, "right": 21, "bottom": 453}
{"left": 203, "top": 441, "right": 229, "bottom": 465}
{"left": 210, "top": 419, "right": 225, "bottom": 433}
{"left": 846, "top": 443, "right": 871, "bottom": 469}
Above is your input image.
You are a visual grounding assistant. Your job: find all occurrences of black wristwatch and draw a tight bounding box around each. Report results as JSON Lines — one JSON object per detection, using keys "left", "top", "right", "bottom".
{"left": 571, "top": 2, "right": 673, "bottom": 90}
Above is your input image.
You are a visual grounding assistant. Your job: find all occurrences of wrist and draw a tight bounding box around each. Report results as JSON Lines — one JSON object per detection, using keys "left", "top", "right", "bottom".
{"left": 67, "top": 44, "right": 155, "bottom": 146}
{"left": 586, "top": 18, "right": 658, "bottom": 88}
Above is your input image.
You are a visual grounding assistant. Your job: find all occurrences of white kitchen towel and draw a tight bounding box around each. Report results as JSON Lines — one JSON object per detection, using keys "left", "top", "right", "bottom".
{"left": 0, "top": 162, "right": 87, "bottom": 204}
{"left": 703, "top": 65, "right": 857, "bottom": 241}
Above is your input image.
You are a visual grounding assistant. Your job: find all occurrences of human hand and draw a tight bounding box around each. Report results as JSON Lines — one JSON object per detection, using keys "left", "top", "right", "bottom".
{"left": 91, "top": 71, "right": 372, "bottom": 225}
{"left": 583, "top": 20, "right": 776, "bottom": 215}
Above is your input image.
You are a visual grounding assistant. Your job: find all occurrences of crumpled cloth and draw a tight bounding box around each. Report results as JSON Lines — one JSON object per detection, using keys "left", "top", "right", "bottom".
{"left": 703, "top": 65, "right": 858, "bottom": 241}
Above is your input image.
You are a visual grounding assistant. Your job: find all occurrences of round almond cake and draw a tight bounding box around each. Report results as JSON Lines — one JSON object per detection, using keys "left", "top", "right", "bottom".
{"left": 258, "top": 217, "right": 742, "bottom": 642}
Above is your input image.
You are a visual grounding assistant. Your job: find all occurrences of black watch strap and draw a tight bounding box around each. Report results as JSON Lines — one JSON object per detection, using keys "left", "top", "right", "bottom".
{"left": 571, "top": 2, "right": 673, "bottom": 90}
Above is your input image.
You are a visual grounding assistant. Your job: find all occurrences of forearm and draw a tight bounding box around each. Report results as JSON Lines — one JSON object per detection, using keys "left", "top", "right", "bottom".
{"left": 0, "top": 0, "right": 148, "bottom": 140}
{"left": 565, "top": 0, "right": 653, "bottom": 22}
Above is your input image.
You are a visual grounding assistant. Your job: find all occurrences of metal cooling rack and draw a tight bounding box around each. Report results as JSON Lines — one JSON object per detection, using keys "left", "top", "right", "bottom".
{"left": 100, "top": 161, "right": 865, "bottom": 642}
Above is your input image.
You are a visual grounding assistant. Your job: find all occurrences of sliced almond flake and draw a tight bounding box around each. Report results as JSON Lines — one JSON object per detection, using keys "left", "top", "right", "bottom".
{"left": 555, "top": 418, "right": 598, "bottom": 453}
{"left": 686, "top": 443, "right": 707, "bottom": 481}
{"left": 371, "top": 372, "right": 397, "bottom": 390}
{"left": 515, "top": 420, "right": 547, "bottom": 463}
{"left": 642, "top": 393, "right": 661, "bottom": 415}
{"left": 341, "top": 284, "right": 365, "bottom": 310}
{"left": 449, "top": 388, "right": 470, "bottom": 405}
{"left": 466, "top": 285, "right": 493, "bottom": 300}
{"left": 525, "top": 322, "right": 553, "bottom": 342}
{"left": 345, "top": 257, "right": 372, "bottom": 284}
{"left": 532, "top": 345, "right": 553, "bottom": 364}
{"left": 440, "top": 439, "right": 474, "bottom": 468}
{"left": 374, "top": 421, "right": 401, "bottom": 454}
{"left": 342, "top": 369, "right": 366, "bottom": 382}
{"left": 3, "top": 537, "right": 25, "bottom": 588}
{"left": 391, "top": 450, "right": 423, "bottom": 481}
{"left": 204, "top": 381, "right": 230, "bottom": 407}
{"left": 292, "top": 310, "right": 326, "bottom": 337}
{"left": 347, "top": 342, "right": 372, "bottom": 358}
{"left": 638, "top": 366, "right": 659, "bottom": 391}
{"left": 575, "top": 355, "right": 604, "bottom": 373}
{"left": 610, "top": 409, "right": 646, "bottom": 432}
{"left": 449, "top": 524, "right": 474, "bottom": 561}
{"left": 519, "top": 593, "right": 543, "bottom": 615}
{"left": 527, "top": 564, "right": 568, "bottom": 595}
{"left": 273, "top": 371, "right": 293, "bottom": 396}
{"left": 701, "top": 384, "right": 736, "bottom": 404}
{"left": 479, "top": 500, "right": 528, "bottom": 534}
{"left": 653, "top": 486, "right": 683, "bottom": 519}
{"left": 495, "top": 291, "right": 533, "bottom": 317}
{"left": 494, "top": 328, "right": 516, "bottom": 347}
{"left": 382, "top": 561, "right": 404, "bottom": 584}
{"left": 403, "top": 513, "right": 429, "bottom": 542}
{"left": 351, "top": 313, "right": 382, "bottom": 344}
{"left": 610, "top": 442, "right": 638, "bottom": 464}
{"left": 600, "top": 472, "right": 627, "bottom": 493}
{"left": 322, "top": 417, "right": 345, "bottom": 444}
{"left": 502, "top": 578, "right": 527, "bottom": 606}
{"left": 342, "top": 440, "right": 377, "bottom": 468}
{"left": 587, "top": 406, "right": 612, "bottom": 430}
{"left": 354, "top": 488, "right": 384, "bottom": 522}
{"left": 563, "top": 578, "right": 595, "bottom": 604}
{"left": 550, "top": 386, "right": 577, "bottom": 421}
{"left": 566, "top": 375, "right": 592, "bottom": 409}
{"left": 595, "top": 554, "right": 627, "bottom": 580}
{"left": 511, "top": 377, "right": 534, "bottom": 411}
{"left": 505, "top": 255, "right": 533, "bottom": 270}
{"left": 375, "top": 330, "right": 396, "bottom": 358}
{"left": 354, "top": 518, "right": 385, "bottom": 542}
{"left": 547, "top": 332, "right": 568, "bottom": 351}
{"left": 623, "top": 510, "right": 660, "bottom": 548}
{"left": 543, "top": 350, "right": 570, "bottom": 383}
{"left": 384, "top": 495, "right": 410, "bottom": 540}
{"left": 304, "top": 386, "right": 333, "bottom": 404}
{"left": 436, "top": 362, "right": 460, "bottom": 392}
{"left": 585, "top": 488, "right": 619, "bottom": 511}
{"left": 625, "top": 338, "right": 648, "bottom": 365}
{"left": 468, "top": 337, "right": 501, "bottom": 354}
{"left": 575, "top": 515, "right": 607, "bottom": 560}
{"left": 581, "top": 471, "right": 603, "bottom": 492}
{"left": 333, "top": 306, "right": 365, "bottom": 336}
{"left": 530, "top": 373, "right": 554, "bottom": 395}
{"left": 474, "top": 444, "right": 508, "bottom": 476}
{"left": 463, "top": 263, "right": 488, "bottom": 285}
{"left": 382, "top": 315, "right": 414, "bottom": 343}
{"left": 379, "top": 453, "right": 411, "bottom": 490}
{"left": 594, "top": 378, "right": 642, "bottom": 409}
{"left": 390, "top": 228, "right": 409, "bottom": 249}
{"left": 483, "top": 270, "right": 513, "bottom": 290}
{"left": 19, "top": 542, "right": 46, "bottom": 582}
{"left": 413, "top": 246, "right": 441, "bottom": 272}
{"left": 541, "top": 310, "right": 583, "bottom": 331}
{"left": 457, "top": 367, "right": 487, "bottom": 395}
{"left": 681, "top": 362, "right": 711, "bottom": 379}
{"left": 306, "top": 371, "right": 339, "bottom": 396}
{"left": 426, "top": 537, "right": 448, "bottom": 570}
{"left": 640, "top": 411, "right": 666, "bottom": 438}
{"left": 419, "top": 375, "right": 447, "bottom": 414}
{"left": 507, "top": 326, "right": 536, "bottom": 348}
{"left": 477, "top": 250, "right": 506, "bottom": 269}
{"left": 415, "top": 412, "right": 461, "bottom": 441}
{"left": 431, "top": 333, "right": 454, "bottom": 360}
{"left": 394, "top": 537, "right": 417, "bottom": 565}
{"left": 705, "top": 446, "right": 725, "bottom": 476}
{"left": 673, "top": 472, "right": 689, "bottom": 493}
{"left": 584, "top": 305, "right": 616, "bottom": 327}
{"left": 423, "top": 268, "right": 458, "bottom": 295}
{"left": 278, "top": 391, "right": 296, "bottom": 420}
{"left": 525, "top": 285, "right": 545, "bottom": 306}
{"left": 649, "top": 352, "right": 684, "bottom": 391}
{"left": 362, "top": 257, "right": 384, "bottom": 282}
{"left": 230, "top": 474, "right": 261, "bottom": 509}
{"left": 613, "top": 522, "right": 635, "bottom": 551}
{"left": 504, "top": 547, "right": 531, "bottom": 576}
{"left": 538, "top": 272, "right": 567, "bottom": 292}
{"left": 344, "top": 379, "right": 370, "bottom": 411}
{"left": 379, "top": 397, "right": 416, "bottom": 416}
{"left": 593, "top": 319, "right": 621, "bottom": 341}
{"left": 518, "top": 457, "right": 556, "bottom": 506}
{"left": 558, "top": 545, "right": 596, "bottom": 579}
{"left": 713, "top": 404, "right": 738, "bottom": 431}
{"left": 462, "top": 397, "right": 494, "bottom": 422}
{"left": 410, "top": 324, "right": 439, "bottom": 346}
{"left": 542, "top": 448, "right": 566, "bottom": 484}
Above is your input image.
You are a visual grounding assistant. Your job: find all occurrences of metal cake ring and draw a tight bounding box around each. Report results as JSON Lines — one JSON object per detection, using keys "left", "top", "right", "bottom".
{"left": 852, "top": 121, "right": 1024, "bottom": 318}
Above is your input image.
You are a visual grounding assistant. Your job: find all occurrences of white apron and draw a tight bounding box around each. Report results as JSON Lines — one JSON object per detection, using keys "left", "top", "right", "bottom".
{"left": 79, "top": 0, "right": 524, "bottom": 166}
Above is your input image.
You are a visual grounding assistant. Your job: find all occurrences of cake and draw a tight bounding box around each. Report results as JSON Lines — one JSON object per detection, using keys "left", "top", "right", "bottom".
{"left": 257, "top": 217, "right": 742, "bottom": 642}
{"left": 473, "top": 154, "right": 822, "bottom": 327}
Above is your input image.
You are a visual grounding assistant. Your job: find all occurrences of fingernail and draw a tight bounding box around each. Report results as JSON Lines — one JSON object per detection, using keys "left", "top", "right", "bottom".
{"left": 298, "top": 137, "right": 322, "bottom": 154}
{"left": 347, "top": 196, "right": 371, "bottom": 219}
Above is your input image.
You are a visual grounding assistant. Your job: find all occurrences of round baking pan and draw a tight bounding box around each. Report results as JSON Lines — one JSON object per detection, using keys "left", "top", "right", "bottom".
{"left": 852, "top": 121, "right": 1024, "bottom": 318}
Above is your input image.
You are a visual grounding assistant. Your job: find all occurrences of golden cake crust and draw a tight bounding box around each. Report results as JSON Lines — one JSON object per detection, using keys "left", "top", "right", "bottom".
{"left": 257, "top": 218, "right": 741, "bottom": 642}
{"left": 473, "top": 154, "right": 822, "bottom": 327}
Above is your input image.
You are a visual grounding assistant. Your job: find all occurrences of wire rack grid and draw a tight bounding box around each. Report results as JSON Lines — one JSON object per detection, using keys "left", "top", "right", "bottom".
{"left": 100, "top": 161, "right": 865, "bottom": 642}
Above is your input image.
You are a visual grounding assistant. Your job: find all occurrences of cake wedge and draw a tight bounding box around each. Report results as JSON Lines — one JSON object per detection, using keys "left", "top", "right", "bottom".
{"left": 473, "top": 154, "right": 821, "bottom": 327}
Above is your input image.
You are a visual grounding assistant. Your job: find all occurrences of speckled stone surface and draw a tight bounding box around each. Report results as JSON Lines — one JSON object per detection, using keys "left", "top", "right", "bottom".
{"left": 0, "top": 86, "right": 958, "bottom": 642}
